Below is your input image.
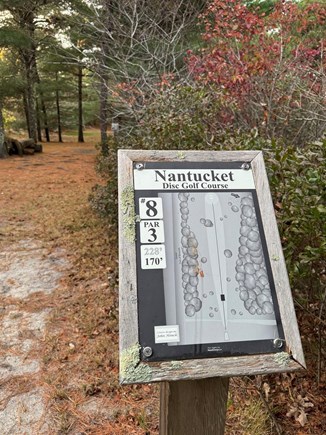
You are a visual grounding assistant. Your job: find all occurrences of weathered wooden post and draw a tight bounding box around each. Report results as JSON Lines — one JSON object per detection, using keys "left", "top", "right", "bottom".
{"left": 160, "top": 378, "right": 229, "bottom": 434}
{"left": 118, "top": 150, "right": 305, "bottom": 434}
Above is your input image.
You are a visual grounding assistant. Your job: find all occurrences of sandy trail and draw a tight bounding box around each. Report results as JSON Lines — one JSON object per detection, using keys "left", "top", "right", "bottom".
{"left": 0, "top": 143, "right": 98, "bottom": 434}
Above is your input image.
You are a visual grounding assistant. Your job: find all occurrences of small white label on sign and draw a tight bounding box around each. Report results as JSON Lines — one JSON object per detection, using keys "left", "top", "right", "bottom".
{"left": 139, "top": 197, "right": 163, "bottom": 219}
{"left": 140, "top": 220, "right": 165, "bottom": 244}
{"left": 155, "top": 325, "right": 180, "bottom": 344}
{"left": 141, "top": 244, "right": 166, "bottom": 269}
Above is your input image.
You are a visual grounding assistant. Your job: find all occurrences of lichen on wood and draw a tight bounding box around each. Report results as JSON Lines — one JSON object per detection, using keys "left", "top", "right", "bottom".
{"left": 120, "top": 343, "right": 152, "bottom": 384}
{"left": 121, "top": 185, "right": 136, "bottom": 242}
{"left": 274, "top": 352, "right": 291, "bottom": 367}
{"left": 168, "top": 361, "right": 182, "bottom": 370}
{"left": 176, "top": 151, "right": 185, "bottom": 159}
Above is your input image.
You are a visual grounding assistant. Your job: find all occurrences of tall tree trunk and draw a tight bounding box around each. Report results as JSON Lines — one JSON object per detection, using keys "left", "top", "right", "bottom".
{"left": 99, "top": 75, "right": 109, "bottom": 155}
{"left": 36, "top": 71, "right": 50, "bottom": 142}
{"left": 20, "top": 10, "right": 38, "bottom": 142}
{"left": 77, "top": 65, "right": 84, "bottom": 143}
{"left": 36, "top": 98, "right": 42, "bottom": 141}
{"left": 0, "top": 102, "right": 8, "bottom": 158}
{"left": 23, "top": 92, "right": 31, "bottom": 138}
{"left": 98, "top": 4, "right": 112, "bottom": 156}
{"left": 41, "top": 97, "right": 50, "bottom": 142}
{"left": 56, "top": 72, "right": 63, "bottom": 143}
{"left": 23, "top": 53, "right": 38, "bottom": 141}
{"left": 97, "top": 3, "right": 112, "bottom": 156}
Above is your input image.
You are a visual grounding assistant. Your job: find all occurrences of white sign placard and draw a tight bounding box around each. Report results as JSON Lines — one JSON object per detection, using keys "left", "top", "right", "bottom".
{"left": 140, "top": 244, "right": 166, "bottom": 269}
{"left": 139, "top": 197, "right": 164, "bottom": 219}
{"left": 155, "top": 325, "right": 180, "bottom": 343}
{"left": 140, "top": 220, "right": 165, "bottom": 244}
{"left": 134, "top": 169, "right": 255, "bottom": 191}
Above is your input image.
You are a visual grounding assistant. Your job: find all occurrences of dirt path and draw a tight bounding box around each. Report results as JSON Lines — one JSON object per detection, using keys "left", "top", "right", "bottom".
{"left": 0, "top": 143, "right": 102, "bottom": 433}
{"left": 0, "top": 142, "right": 159, "bottom": 434}
{"left": 0, "top": 144, "right": 97, "bottom": 434}
{"left": 0, "top": 238, "right": 67, "bottom": 433}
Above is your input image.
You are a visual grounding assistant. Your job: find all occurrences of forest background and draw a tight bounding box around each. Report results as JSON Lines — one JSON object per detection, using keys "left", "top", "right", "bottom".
{"left": 0, "top": 0, "right": 325, "bottom": 433}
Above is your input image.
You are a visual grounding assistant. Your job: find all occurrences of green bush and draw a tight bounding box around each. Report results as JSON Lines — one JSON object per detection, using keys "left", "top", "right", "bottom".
{"left": 264, "top": 141, "right": 326, "bottom": 305}
{"left": 136, "top": 84, "right": 232, "bottom": 150}
{"left": 89, "top": 137, "right": 119, "bottom": 226}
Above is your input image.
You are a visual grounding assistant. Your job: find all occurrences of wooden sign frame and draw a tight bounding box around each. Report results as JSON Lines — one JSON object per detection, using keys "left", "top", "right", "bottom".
{"left": 118, "top": 150, "right": 305, "bottom": 384}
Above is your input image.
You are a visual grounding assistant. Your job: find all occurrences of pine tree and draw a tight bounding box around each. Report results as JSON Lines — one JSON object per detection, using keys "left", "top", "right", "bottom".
{"left": 0, "top": 0, "right": 83, "bottom": 140}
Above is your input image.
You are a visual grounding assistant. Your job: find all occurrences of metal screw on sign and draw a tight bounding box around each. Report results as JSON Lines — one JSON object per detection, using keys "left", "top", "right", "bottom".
{"left": 273, "top": 338, "right": 284, "bottom": 349}
{"left": 241, "top": 162, "right": 251, "bottom": 170}
{"left": 143, "top": 346, "right": 153, "bottom": 358}
{"left": 135, "top": 163, "right": 144, "bottom": 170}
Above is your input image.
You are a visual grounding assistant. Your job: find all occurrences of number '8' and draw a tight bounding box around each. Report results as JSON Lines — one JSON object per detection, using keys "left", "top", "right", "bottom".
{"left": 146, "top": 200, "right": 158, "bottom": 217}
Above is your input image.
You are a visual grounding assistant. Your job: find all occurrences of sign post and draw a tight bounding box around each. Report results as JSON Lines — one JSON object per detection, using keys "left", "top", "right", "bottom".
{"left": 118, "top": 150, "right": 305, "bottom": 433}
{"left": 160, "top": 377, "right": 229, "bottom": 435}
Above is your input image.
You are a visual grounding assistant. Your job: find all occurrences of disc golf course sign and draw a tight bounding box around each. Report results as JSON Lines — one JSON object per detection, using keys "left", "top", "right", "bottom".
{"left": 118, "top": 150, "right": 305, "bottom": 433}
